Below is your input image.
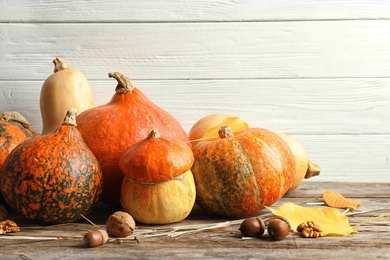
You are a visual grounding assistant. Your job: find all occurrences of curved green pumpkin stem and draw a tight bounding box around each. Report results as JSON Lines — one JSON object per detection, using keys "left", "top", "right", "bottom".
{"left": 305, "top": 161, "right": 321, "bottom": 179}
{"left": 148, "top": 130, "right": 160, "bottom": 139}
{"left": 218, "top": 126, "right": 234, "bottom": 139}
{"left": 0, "top": 111, "right": 32, "bottom": 129}
{"left": 53, "top": 57, "right": 70, "bottom": 73}
{"left": 108, "top": 72, "right": 135, "bottom": 94}
{"left": 62, "top": 108, "right": 78, "bottom": 127}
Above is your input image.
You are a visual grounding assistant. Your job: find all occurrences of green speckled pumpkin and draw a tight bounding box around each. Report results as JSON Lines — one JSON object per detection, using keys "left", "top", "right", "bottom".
{"left": 0, "top": 108, "right": 103, "bottom": 224}
{"left": 191, "top": 126, "right": 296, "bottom": 217}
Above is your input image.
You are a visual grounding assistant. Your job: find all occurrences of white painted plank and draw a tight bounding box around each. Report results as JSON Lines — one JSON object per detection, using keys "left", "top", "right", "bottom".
{"left": 0, "top": 78, "right": 389, "bottom": 183}
{"left": 1, "top": 21, "right": 390, "bottom": 80}
{"left": 1, "top": 0, "right": 390, "bottom": 22}
{"left": 1, "top": 78, "right": 389, "bottom": 182}
{"left": 299, "top": 134, "right": 390, "bottom": 183}
{"left": 1, "top": 78, "right": 388, "bottom": 135}
{"left": 1, "top": 80, "right": 389, "bottom": 183}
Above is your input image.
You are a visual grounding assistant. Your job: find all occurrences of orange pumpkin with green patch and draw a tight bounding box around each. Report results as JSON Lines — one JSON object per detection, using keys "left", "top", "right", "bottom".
{"left": 191, "top": 126, "right": 296, "bottom": 217}
{"left": 0, "top": 108, "right": 102, "bottom": 224}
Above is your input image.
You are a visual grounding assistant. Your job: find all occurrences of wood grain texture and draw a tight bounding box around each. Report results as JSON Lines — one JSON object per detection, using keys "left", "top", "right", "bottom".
{"left": 1, "top": 78, "right": 388, "bottom": 183}
{"left": 1, "top": 0, "right": 390, "bottom": 22}
{"left": 1, "top": 21, "right": 390, "bottom": 80}
{"left": 1, "top": 78, "right": 389, "bottom": 134}
{"left": 1, "top": 182, "right": 389, "bottom": 259}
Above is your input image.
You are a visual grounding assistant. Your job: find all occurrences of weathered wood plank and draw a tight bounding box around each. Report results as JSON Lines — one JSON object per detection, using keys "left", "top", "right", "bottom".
{"left": 1, "top": 247, "right": 389, "bottom": 260}
{"left": 1, "top": 21, "right": 390, "bottom": 80}
{"left": 1, "top": 0, "right": 390, "bottom": 22}
{"left": 286, "top": 182, "right": 390, "bottom": 198}
{"left": 0, "top": 182, "right": 389, "bottom": 259}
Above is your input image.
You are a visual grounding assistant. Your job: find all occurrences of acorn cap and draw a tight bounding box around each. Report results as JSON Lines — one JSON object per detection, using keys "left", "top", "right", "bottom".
{"left": 119, "top": 130, "right": 194, "bottom": 183}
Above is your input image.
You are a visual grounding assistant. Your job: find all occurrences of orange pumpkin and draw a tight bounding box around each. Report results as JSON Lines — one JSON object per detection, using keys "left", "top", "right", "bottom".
{"left": 0, "top": 108, "right": 103, "bottom": 224}
{"left": 189, "top": 114, "right": 320, "bottom": 193}
{"left": 76, "top": 72, "right": 190, "bottom": 204}
{"left": 119, "top": 130, "right": 195, "bottom": 224}
{"left": 0, "top": 111, "right": 39, "bottom": 171}
{"left": 191, "top": 126, "right": 296, "bottom": 217}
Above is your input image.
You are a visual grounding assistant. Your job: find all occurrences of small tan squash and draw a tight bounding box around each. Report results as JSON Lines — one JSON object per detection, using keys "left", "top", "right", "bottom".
{"left": 119, "top": 130, "right": 196, "bottom": 224}
{"left": 276, "top": 133, "right": 320, "bottom": 193}
{"left": 40, "top": 57, "right": 94, "bottom": 134}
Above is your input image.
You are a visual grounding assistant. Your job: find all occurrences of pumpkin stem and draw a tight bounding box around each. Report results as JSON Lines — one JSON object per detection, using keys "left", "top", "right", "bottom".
{"left": 0, "top": 111, "right": 32, "bottom": 129}
{"left": 62, "top": 108, "right": 78, "bottom": 127}
{"left": 148, "top": 130, "right": 160, "bottom": 139}
{"left": 218, "top": 126, "right": 234, "bottom": 139}
{"left": 108, "top": 72, "right": 135, "bottom": 94}
{"left": 305, "top": 161, "right": 321, "bottom": 179}
{"left": 53, "top": 57, "right": 70, "bottom": 73}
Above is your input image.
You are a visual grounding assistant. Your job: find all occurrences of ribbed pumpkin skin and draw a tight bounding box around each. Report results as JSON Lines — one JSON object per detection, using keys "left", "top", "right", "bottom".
{"left": 0, "top": 116, "right": 39, "bottom": 171}
{"left": 0, "top": 124, "right": 103, "bottom": 225}
{"left": 76, "top": 74, "right": 190, "bottom": 204}
{"left": 191, "top": 127, "right": 296, "bottom": 217}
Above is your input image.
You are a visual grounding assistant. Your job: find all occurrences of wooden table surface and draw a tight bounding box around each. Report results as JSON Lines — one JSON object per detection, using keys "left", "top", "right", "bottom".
{"left": 1, "top": 181, "right": 389, "bottom": 260}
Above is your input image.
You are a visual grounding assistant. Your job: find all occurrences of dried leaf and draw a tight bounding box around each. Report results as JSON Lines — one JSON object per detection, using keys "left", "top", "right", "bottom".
{"left": 323, "top": 190, "right": 361, "bottom": 210}
{"left": 268, "top": 202, "right": 357, "bottom": 236}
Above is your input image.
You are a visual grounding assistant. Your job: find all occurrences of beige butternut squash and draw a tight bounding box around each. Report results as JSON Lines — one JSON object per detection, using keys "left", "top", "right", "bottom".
{"left": 40, "top": 57, "right": 94, "bottom": 134}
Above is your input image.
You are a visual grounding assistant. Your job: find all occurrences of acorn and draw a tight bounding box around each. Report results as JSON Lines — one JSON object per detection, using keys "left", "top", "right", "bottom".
{"left": 239, "top": 217, "right": 266, "bottom": 237}
{"left": 267, "top": 217, "right": 291, "bottom": 241}
{"left": 84, "top": 229, "right": 109, "bottom": 248}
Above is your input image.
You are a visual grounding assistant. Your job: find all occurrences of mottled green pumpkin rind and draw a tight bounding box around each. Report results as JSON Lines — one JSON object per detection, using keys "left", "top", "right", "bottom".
{"left": 0, "top": 126, "right": 103, "bottom": 225}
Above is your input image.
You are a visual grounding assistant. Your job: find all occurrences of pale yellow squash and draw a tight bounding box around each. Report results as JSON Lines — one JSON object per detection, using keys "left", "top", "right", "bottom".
{"left": 119, "top": 130, "right": 196, "bottom": 224}
{"left": 276, "top": 133, "right": 321, "bottom": 193}
{"left": 121, "top": 170, "right": 196, "bottom": 224}
{"left": 40, "top": 57, "right": 93, "bottom": 134}
{"left": 189, "top": 113, "right": 250, "bottom": 147}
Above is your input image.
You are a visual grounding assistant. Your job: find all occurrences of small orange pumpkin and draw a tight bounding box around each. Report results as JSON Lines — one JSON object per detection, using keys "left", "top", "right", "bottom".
{"left": 0, "top": 108, "right": 103, "bottom": 224}
{"left": 119, "top": 130, "right": 195, "bottom": 224}
{"left": 191, "top": 126, "right": 295, "bottom": 217}
{"left": 76, "top": 72, "right": 190, "bottom": 204}
{"left": 0, "top": 111, "right": 39, "bottom": 171}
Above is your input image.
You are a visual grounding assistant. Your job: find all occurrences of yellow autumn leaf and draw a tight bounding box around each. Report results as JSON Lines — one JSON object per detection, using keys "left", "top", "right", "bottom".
{"left": 268, "top": 202, "right": 357, "bottom": 236}
{"left": 323, "top": 190, "right": 361, "bottom": 210}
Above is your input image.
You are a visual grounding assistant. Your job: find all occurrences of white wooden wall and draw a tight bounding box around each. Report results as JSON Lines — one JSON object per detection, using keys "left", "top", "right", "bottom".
{"left": 1, "top": 1, "right": 389, "bottom": 183}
